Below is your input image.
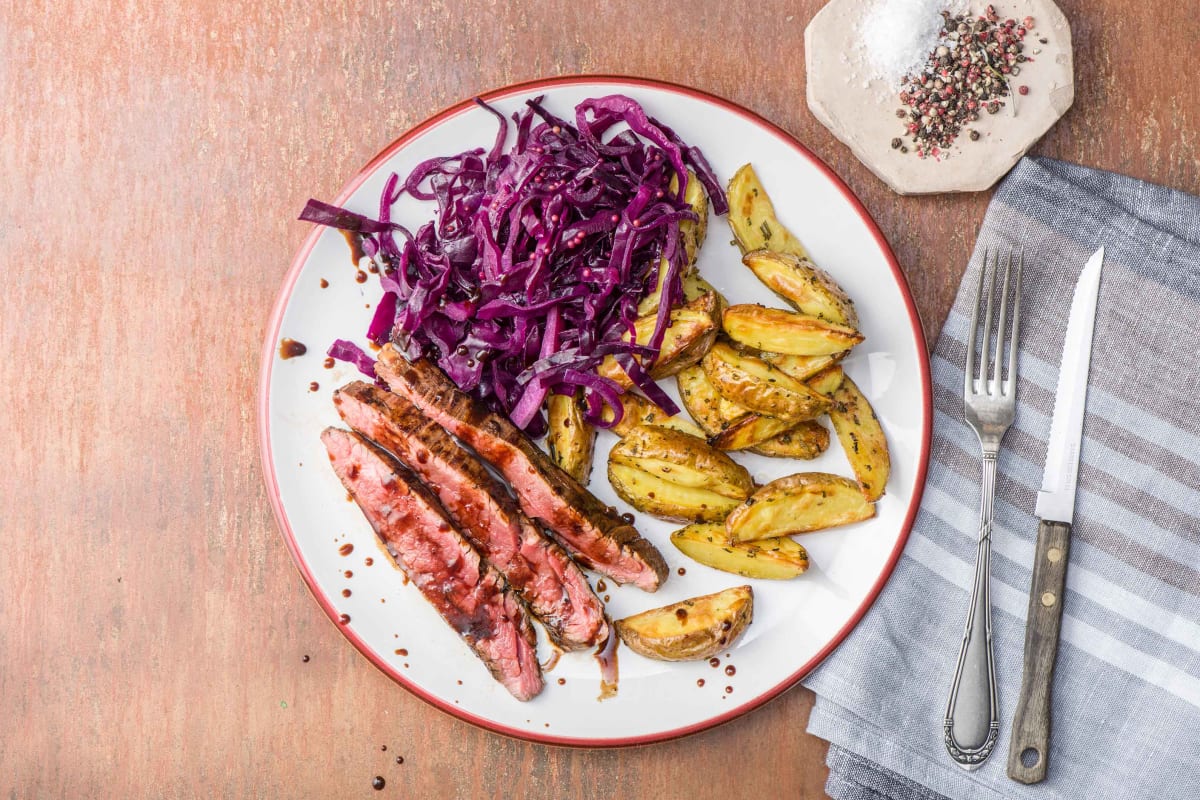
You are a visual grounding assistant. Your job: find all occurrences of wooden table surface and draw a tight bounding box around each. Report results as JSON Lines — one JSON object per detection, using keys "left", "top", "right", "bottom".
{"left": 3, "top": 1, "right": 1195, "bottom": 797}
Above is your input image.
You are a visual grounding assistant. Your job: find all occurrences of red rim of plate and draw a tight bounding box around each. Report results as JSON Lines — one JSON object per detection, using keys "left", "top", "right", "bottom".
{"left": 258, "top": 74, "right": 933, "bottom": 748}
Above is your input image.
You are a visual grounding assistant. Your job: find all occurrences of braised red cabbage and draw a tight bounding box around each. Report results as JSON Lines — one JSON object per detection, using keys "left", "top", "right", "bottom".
{"left": 301, "top": 94, "right": 724, "bottom": 433}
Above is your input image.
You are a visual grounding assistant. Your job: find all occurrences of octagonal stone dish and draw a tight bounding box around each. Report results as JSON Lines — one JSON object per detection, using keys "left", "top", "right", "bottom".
{"left": 806, "top": 0, "right": 1073, "bottom": 195}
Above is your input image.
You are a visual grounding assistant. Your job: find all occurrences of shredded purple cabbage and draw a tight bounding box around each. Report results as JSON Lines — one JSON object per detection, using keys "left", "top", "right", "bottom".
{"left": 327, "top": 339, "right": 377, "bottom": 378}
{"left": 301, "top": 94, "right": 725, "bottom": 433}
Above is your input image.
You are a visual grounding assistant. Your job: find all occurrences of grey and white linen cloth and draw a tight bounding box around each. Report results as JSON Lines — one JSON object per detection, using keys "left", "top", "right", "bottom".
{"left": 803, "top": 157, "right": 1200, "bottom": 800}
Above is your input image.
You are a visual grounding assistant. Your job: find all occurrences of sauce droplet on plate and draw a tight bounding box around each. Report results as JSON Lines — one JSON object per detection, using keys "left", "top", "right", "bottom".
{"left": 278, "top": 338, "right": 307, "bottom": 359}
{"left": 339, "top": 543, "right": 354, "bottom": 556}
{"left": 708, "top": 657, "right": 720, "bottom": 668}
{"left": 696, "top": 678, "right": 705, "bottom": 687}
{"left": 319, "top": 278, "right": 329, "bottom": 289}
{"left": 725, "top": 665, "right": 736, "bottom": 676}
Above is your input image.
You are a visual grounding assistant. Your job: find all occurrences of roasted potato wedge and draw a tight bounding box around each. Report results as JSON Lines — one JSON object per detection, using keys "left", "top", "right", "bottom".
{"left": 805, "top": 364, "right": 845, "bottom": 397}
{"left": 545, "top": 392, "right": 595, "bottom": 483}
{"left": 676, "top": 364, "right": 735, "bottom": 437}
{"left": 598, "top": 307, "right": 717, "bottom": 386}
{"left": 708, "top": 412, "right": 796, "bottom": 451}
{"left": 682, "top": 272, "right": 726, "bottom": 310}
{"left": 640, "top": 268, "right": 725, "bottom": 321}
{"left": 761, "top": 352, "right": 845, "bottom": 383}
{"left": 677, "top": 363, "right": 794, "bottom": 450}
{"left": 608, "top": 464, "right": 743, "bottom": 523}
{"left": 828, "top": 376, "right": 890, "bottom": 501}
{"left": 615, "top": 585, "right": 753, "bottom": 661}
{"left": 748, "top": 420, "right": 831, "bottom": 460}
{"left": 610, "top": 426, "right": 752, "bottom": 500}
{"left": 741, "top": 250, "right": 858, "bottom": 327}
{"left": 605, "top": 393, "right": 707, "bottom": 439}
{"left": 670, "top": 523, "right": 810, "bottom": 580}
{"left": 677, "top": 169, "right": 709, "bottom": 270}
{"left": 723, "top": 305, "right": 864, "bottom": 356}
{"left": 726, "top": 473, "right": 875, "bottom": 542}
{"left": 726, "top": 163, "right": 808, "bottom": 259}
{"left": 636, "top": 256, "right": 674, "bottom": 317}
{"left": 702, "top": 342, "right": 831, "bottom": 421}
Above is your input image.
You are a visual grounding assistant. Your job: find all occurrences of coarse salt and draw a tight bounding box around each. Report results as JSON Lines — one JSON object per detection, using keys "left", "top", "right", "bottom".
{"left": 861, "top": 0, "right": 966, "bottom": 89}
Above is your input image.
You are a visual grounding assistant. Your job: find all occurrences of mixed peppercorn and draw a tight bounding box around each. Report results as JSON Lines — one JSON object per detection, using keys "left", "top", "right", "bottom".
{"left": 893, "top": 5, "right": 1040, "bottom": 158}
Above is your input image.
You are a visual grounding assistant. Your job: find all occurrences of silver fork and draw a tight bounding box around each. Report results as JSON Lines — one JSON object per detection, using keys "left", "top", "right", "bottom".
{"left": 944, "top": 248, "right": 1023, "bottom": 770}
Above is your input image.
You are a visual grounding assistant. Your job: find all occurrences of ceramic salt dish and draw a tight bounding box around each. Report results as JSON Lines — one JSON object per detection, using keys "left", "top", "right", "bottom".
{"left": 806, "top": 0, "right": 1073, "bottom": 195}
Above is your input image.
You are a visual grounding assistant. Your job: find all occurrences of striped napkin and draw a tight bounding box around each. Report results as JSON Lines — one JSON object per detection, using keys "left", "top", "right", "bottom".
{"left": 802, "top": 157, "right": 1200, "bottom": 800}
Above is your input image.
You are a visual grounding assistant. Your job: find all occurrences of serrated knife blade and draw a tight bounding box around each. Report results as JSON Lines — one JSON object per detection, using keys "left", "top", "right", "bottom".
{"left": 1034, "top": 247, "right": 1105, "bottom": 523}
{"left": 1008, "top": 245, "right": 1105, "bottom": 784}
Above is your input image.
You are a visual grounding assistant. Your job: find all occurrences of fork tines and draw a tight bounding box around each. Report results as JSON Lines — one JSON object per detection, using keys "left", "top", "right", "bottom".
{"left": 965, "top": 248, "right": 1023, "bottom": 399}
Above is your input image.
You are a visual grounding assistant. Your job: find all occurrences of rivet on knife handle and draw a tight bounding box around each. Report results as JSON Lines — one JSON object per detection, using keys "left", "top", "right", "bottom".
{"left": 1007, "top": 520, "right": 1072, "bottom": 784}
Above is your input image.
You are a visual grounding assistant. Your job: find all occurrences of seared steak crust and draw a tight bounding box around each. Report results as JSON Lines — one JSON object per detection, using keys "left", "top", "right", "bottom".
{"left": 333, "top": 382, "right": 608, "bottom": 650}
{"left": 322, "top": 427, "right": 543, "bottom": 701}
{"left": 374, "top": 346, "right": 668, "bottom": 592}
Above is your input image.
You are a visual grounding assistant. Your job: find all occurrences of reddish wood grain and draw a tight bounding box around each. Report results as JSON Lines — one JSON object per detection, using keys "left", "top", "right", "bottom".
{"left": 1, "top": 1, "right": 1195, "bottom": 798}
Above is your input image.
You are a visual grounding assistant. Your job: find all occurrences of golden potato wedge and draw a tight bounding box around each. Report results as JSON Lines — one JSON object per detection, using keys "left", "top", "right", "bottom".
{"left": 598, "top": 307, "right": 717, "bottom": 387}
{"left": 723, "top": 305, "right": 864, "bottom": 356}
{"left": 676, "top": 168, "right": 709, "bottom": 270}
{"left": 828, "top": 376, "right": 890, "bottom": 501}
{"left": 676, "top": 364, "right": 735, "bottom": 437}
{"left": 741, "top": 250, "right": 858, "bottom": 327}
{"left": 701, "top": 342, "right": 831, "bottom": 421}
{"left": 726, "top": 163, "right": 808, "bottom": 259}
{"left": 615, "top": 585, "right": 753, "bottom": 661}
{"left": 605, "top": 393, "right": 707, "bottom": 439}
{"left": 682, "top": 272, "right": 725, "bottom": 308}
{"left": 642, "top": 269, "right": 726, "bottom": 321}
{"left": 608, "top": 463, "right": 743, "bottom": 523}
{"left": 610, "top": 425, "right": 752, "bottom": 500}
{"left": 761, "top": 351, "right": 845, "bottom": 383}
{"left": 545, "top": 392, "right": 595, "bottom": 483}
{"left": 677, "top": 363, "right": 800, "bottom": 450}
{"left": 725, "top": 472, "right": 875, "bottom": 542}
{"left": 681, "top": 281, "right": 722, "bottom": 320}
{"left": 664, "top": 304, "right": 723, "bottom": 373}
{"left": 670, "top": 523, "right": 810, "bottom": 580}
{"left": 748, "top": 420, "right": 831, "bottom": 460}
{"left": 636, "top": 256, "right": 674, "bottom": 317}
{"left": 805, "top": 364, "right": 845, "bottom": 397}
{"left": 708, "top": 412, "right": 796, "bottom": 451}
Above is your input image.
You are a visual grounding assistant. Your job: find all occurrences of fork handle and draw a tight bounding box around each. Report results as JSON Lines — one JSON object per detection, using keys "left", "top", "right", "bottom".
{"left": 944, "top": 455, "right": 1001, "bottom": 770}
{"left": 1007, "top": 520, "right": 1072, "bottom": 784}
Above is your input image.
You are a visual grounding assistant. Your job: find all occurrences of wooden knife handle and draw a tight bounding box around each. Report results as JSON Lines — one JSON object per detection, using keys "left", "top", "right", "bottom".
{"left": 1007, "top": 519, "right": 1072, "bottom": 784}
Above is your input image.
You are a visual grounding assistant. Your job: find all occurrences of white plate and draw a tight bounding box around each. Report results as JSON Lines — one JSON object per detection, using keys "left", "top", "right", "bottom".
{"left": 259, "top": 77, "right": 932, "bottom": 746}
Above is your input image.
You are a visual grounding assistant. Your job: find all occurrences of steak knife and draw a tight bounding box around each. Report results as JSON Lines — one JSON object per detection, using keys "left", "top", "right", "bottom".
{"left": 1006, "top": 247, "right": 1105, "bottom": 784}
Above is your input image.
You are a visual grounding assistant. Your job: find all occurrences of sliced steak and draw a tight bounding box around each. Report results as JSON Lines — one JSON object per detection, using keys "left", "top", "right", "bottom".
{"left": 374, "top": 346, "right": 668, "bottom": 592}
{"left": 321, "top": 427, "right": 543, "bottom": 701}
{"left": 333, "top": 381, "right": 608, "bottom": 650}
